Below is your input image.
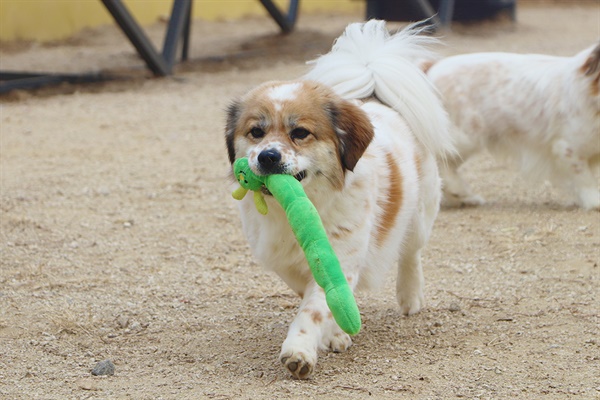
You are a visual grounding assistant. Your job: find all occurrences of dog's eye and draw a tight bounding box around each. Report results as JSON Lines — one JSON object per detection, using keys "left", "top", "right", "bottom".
{"left": 249, "top": 127, "right": 265, "bottom": 139}
{"left": 290, "top": 128, "right": 311, "bottom": 141}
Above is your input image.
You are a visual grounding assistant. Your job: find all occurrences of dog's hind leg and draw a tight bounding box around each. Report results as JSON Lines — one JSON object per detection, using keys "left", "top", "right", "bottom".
{"left": 396, "top": 247, "right": 425, "bottom": 316}
{"left": 552, "top": 140, "right": 600, "bottom": 210}
{"left": 439, "top": 127, "right": 485, "bottom": 207}
{"left": 396, "top": 153, "right": 441, "bottom": 315}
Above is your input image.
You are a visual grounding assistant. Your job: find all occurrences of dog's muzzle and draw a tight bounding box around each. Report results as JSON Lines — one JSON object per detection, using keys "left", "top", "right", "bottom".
{"left": 258, "top": 149, "right": 282, "bottom": 174}
{"left": 257, "top": 148, "right": 307, "bottom": 188}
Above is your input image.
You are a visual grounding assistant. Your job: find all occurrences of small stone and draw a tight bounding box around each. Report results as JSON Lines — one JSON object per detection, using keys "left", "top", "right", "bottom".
{"left": 449, "top": 303, "right": 461, "bottom": 312}
{"left": 116, "top": 315, "right": 129, "bottom": 329}
{"left": 129, "top": 321, "right": 142, "bottom": 331}
{"left": 91, "top": 359, "right": 115, "bottom": 376}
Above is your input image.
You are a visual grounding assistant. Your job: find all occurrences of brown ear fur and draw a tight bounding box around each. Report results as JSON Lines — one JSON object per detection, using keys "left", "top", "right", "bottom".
{"left": 328, "top": 100, "right": 375, "bottom": 172}
{"left": 224, "top": 101, "right": 242, "bottom": 164}
{"left": 581, "top": 43, "right": 600, "bottom": 96}
{"left": 420, "top": 59, "right": 436, "bottom": 74}
{"left": 581, "top": 43, "right": 600, "bottom": 76}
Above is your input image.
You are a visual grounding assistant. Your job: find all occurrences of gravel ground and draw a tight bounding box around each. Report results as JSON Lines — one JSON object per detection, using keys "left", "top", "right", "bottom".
{"left": 1, "top": 4, "right": 598, "bottom": 399}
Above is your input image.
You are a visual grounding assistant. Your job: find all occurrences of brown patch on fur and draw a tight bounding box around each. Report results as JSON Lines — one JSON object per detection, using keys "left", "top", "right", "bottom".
{"left": 311, "top": 311, "right": 323, "bottom": 324}
{"left": 351, "top": 179, "right": 365, "bottom": 190}
{"left": 327, "top": 312, "right": 333, "bottom": 320}
{"left": 420, "top": 60, "right": 435, "bottom": 74}
{"left": 591, "top": 74, "right": 599, "bottom": 97}
{"left": 299, "top": 329, "right": 307, "bottom": 335}
{"left": 376, "top": 152, "right": 403, "bottom": 246}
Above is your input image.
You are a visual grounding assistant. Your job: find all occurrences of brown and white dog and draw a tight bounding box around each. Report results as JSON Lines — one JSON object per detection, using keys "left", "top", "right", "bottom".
{"left": 426, "top": 43, "right": 600, "bottom": 210}
{"left": 225, "top": 21, "right": 453, "bottom": 379}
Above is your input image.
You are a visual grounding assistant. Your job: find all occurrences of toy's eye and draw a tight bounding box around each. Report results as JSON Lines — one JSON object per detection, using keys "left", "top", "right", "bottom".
{"left": 291, "top": 128, "right": 311, "bottom": 141}
{"left": 249, "top": 127, "right": 265, "bottom": 139}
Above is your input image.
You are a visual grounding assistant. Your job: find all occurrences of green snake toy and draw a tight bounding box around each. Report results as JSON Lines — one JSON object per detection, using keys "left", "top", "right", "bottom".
{"left": 232, "top": 157, "right": 361, "bottom": 336}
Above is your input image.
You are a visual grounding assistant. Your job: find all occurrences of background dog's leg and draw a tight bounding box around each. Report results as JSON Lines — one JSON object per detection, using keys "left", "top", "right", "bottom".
{"left": 552, "top": 140, "right": 600, "bottom": 210}
{"left": 440, "top": 157, "right": 485, "bottom": 207}
{"left": 439, "top": 128, "right": 485, "bottom": 207}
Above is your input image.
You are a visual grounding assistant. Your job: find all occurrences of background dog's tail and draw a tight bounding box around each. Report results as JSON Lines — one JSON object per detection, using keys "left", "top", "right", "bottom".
{"left": 305, "top": 20, "right": 454, "bottom": 159}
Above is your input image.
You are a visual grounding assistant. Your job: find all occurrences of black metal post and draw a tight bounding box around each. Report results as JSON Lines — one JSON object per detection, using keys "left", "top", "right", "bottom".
{"left": 162, "top": 0, "right": 191, "bottom": 67}
{"left": 437, "top": 0, "right": 455, "bottom": 28}
{"left": 259, "top": 0, "right": 299, "bottom": 34}
{"left": 181, "top": 0, "right": 192, "bottom": 61}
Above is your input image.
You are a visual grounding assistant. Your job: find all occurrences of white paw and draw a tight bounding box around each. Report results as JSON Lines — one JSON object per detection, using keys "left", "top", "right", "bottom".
{"left": 279, "top": 348, "right": 317, "bottom": 380}
{"left": 323, "top": 331, "right": 352, "bottom": 353}
{"left": 577, "top": 189, "right": 600, "bottom": 211}
{"left": 397, "top": 289, "right": 425, "bottom": 316}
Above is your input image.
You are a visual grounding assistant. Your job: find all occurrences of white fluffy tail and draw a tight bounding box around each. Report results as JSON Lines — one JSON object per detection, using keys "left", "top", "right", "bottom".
{"left": 305, "top": 20, "right": 454, "bottom": 158}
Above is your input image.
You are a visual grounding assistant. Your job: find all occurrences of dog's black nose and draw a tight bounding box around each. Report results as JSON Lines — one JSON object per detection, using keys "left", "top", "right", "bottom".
{"left": 258, "top": 149, "right": 282, "bottom": 171}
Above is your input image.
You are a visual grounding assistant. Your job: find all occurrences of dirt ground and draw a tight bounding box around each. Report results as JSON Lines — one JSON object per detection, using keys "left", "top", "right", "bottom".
{"left": 1, "top": 3, "right": 599, "bottom": 399}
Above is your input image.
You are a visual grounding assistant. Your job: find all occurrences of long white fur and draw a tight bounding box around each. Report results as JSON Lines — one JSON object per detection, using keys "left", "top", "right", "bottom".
{"left": 427, "top": 44, "right": 600, "bottom": 209}
{"left": 305, "top": 20, "right": 455, "bottom": 159}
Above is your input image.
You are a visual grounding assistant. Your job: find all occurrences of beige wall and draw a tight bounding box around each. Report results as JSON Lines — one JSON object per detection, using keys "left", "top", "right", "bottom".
{"left": 0, "top": 0, "right": 362, "bottom": 42}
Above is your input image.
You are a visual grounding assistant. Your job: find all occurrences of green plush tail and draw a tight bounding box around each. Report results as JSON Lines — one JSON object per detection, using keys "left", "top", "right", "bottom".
{"left": 266, "top": 174, "right": 361, "bottom": 335}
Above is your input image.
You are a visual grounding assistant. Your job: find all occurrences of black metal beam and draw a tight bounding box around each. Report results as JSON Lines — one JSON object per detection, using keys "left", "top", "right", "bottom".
{"left": 259, "top": 0, "right": 299, "bottom": 34}
{"left": 101, "top": 0, "right": 170, "bottom": 76}
{"left": 0, "top": 71, "right": 109, "bottom": 94}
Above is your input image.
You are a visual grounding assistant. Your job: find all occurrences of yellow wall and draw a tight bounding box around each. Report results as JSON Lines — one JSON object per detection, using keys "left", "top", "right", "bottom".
{"left": 0, "top": 0, "right": 363, "bottom": 42}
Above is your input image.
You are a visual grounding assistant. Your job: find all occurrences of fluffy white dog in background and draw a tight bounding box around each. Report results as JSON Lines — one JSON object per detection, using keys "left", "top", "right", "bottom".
{"left": 225, "top": 21, "right": 453, "bottom": 379}
{"left": 426, "top": 43, "right": 600, "bottom": 210}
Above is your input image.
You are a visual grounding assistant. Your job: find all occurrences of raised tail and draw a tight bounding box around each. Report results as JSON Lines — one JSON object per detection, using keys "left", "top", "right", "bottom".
{"left": 304, "top": 20, "right": 454, "bottom": 159}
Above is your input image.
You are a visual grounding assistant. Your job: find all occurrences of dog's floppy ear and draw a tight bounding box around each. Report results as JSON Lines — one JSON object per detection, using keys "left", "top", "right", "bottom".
{"left": 328, "top": 100, "right": 374, "bottom": 172}
{"left": 225, "top": 100, "right": 242, "bottom": 164}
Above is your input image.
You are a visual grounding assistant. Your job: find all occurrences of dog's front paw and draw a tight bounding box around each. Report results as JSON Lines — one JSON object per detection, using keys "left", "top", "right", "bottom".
{"left": 279, "top": 350, "right": 316, "bottom": 380}
{"left": 397, "top": 289, "right": 425, "bottom": 316}
{"left": 576, "top": 188, "right": 600, "bottom": 211}
{"left": 323, "top": 331, "right": 352, "bottom": 353}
